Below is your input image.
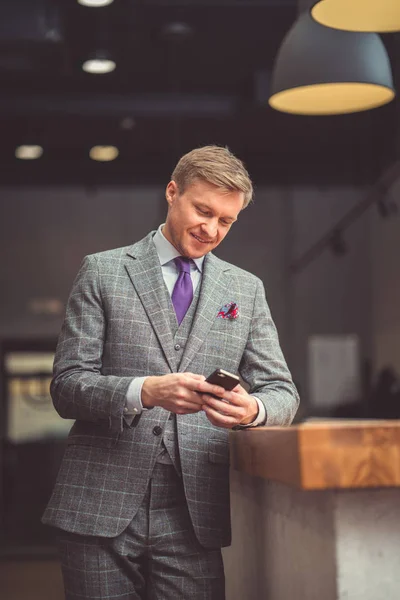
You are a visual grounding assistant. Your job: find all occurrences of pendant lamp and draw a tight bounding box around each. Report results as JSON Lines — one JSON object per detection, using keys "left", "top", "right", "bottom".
{"left": 268, "top": 12, "right": 395, "bottom": 115}
{"left": 311, "top": 0, "right": 400, "bottom": 33}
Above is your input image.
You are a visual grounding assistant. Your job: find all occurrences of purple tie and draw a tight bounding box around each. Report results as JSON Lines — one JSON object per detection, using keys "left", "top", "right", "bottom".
{"left": 172, "top": 257, "right": 193, "bottom": 325}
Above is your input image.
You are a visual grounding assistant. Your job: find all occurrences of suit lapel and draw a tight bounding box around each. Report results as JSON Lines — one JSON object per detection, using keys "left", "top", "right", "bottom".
{"left": 124, "top": 233, "right": 178, "bottom": 372}
{"left": 179, "top": 253, "right": 231, "bottom": 373}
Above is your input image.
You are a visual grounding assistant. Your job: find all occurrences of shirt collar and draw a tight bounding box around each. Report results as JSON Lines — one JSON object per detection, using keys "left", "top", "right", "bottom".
{"left": 153, "top": 224, "right": 205, "bottom": 273}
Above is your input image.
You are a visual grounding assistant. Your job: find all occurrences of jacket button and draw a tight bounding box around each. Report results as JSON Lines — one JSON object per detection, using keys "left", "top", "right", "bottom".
{"left": 153, "top": 426, "right": 163, "bottom": 436}
{"left": 174, "top": 344, "right": 181, "bottom": 351}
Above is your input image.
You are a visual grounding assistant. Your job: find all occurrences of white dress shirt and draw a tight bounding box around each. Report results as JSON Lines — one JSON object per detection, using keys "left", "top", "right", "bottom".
{"left": 124, "top": 224, "right": 266, "bottom": 427}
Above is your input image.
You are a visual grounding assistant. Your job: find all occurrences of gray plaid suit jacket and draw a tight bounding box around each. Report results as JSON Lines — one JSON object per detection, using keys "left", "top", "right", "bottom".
{"left": 42, "top": 231, "right": 299, "bottom": 549}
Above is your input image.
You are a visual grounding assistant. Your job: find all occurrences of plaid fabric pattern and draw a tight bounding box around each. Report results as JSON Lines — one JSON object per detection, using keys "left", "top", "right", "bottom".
{"left": 43, "top": 231, "right": 299, "bottom": 548}
{"left": 57, "top": 464, "right": 225, "bottom": 600}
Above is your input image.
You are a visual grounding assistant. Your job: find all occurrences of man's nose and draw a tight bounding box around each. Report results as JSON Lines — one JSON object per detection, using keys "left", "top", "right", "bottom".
{"left": 201, "top": 220, "right": 218, "bottom": 239}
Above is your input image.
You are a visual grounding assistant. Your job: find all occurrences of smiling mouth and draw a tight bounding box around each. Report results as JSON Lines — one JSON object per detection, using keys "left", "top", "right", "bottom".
{"left": 191, "top": 233, "right": 213, "bottom": 244}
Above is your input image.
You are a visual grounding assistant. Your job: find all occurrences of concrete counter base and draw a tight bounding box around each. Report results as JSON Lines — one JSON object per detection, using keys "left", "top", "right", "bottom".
{"left": 223, "top": 467, "right": 400, "bottom": 600}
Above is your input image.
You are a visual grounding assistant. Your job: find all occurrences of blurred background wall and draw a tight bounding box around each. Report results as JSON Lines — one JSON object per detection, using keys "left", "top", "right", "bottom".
{"left": 0, "top": 184, "right": 375, "bottom": 403}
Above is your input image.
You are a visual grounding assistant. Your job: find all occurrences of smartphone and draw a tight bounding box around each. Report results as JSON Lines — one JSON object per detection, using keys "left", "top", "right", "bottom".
{"left": 205, "top": 368, "right": 240, "bottom": 397}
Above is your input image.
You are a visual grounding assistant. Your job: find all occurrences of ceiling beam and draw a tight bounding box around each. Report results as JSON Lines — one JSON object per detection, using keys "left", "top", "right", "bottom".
{"left": 0, "top": 93, "right": 237, "bottom": 118}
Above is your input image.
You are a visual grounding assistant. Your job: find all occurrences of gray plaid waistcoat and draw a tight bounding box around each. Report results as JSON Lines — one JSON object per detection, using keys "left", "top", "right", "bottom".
{"left": 156, "top": 282, "right": 201, "bottom": 471}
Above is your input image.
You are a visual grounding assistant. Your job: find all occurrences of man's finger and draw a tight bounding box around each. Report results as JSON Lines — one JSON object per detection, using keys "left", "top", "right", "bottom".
{"left": 203, "top": 405, "right": 237, "bottom": 429}
{"left": 202, "top": 395, "right": 242, "bottom": 418}
{"left": 173, "top": 401, "right": 203, "bottom": 414}
{"left": 186, "top": 392, "right": 205, "bottom": 406}
{"left": 221, "top": 387, "right": 246, "bottom": 405}
{"left": 186, "top": 373, "right": 206, "bottom": 381}
{"left": 197, "top": 380, "right": 226, "bottom": 398}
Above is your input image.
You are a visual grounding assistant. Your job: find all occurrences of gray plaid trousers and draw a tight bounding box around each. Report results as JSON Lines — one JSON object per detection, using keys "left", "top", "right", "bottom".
{"left": 57, "top": 463, "right": 225, "bottom": 600}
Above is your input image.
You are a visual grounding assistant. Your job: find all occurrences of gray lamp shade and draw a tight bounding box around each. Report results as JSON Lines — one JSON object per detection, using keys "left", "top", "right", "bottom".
{"left": 269, "top": 12, "right": 395, "bottom": 115}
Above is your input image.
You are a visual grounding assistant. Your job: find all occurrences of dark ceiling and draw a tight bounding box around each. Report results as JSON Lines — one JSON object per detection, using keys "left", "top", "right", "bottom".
{"left": 0, "top": 0, "right": 399, "bottom": 186}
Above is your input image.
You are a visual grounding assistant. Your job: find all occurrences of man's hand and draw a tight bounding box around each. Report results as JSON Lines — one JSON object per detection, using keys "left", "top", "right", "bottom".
{"left": 201, "top": 384, "right": 259, "bottom": 429}
{"left": 141, "top": 373, "right": 228, "bottom": 415}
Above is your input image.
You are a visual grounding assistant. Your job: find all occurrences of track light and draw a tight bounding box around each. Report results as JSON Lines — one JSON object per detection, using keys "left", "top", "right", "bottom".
{"left": 77, "top": 1, "right": 114, "bottom": 7}
{"left": 82, "top": 50, "right": 116, "bottom": 74}
{"left": 82, "top": 50, "right": 117, "bottom": 75}
{"left": 89, "top": 146, "right": 119, "bottom": 161}
{"left": 15, "top": 145, "right": 43, "bottom": 160}
{"left": 82, "top": 58, "right": 116, "bottom": 74}
{"left": 269, "top": 12, "right": 395, "bottom": 115}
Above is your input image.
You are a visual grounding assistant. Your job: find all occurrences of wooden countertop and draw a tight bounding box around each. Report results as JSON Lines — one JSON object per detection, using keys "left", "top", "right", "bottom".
{"left": 230, "top": 420, "right": 400, "bottom": 490}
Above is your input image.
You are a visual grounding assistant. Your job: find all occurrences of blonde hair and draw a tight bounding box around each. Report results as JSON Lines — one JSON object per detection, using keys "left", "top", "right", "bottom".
{"left": 171, "top": 145, "right": 253, "bottom": 208}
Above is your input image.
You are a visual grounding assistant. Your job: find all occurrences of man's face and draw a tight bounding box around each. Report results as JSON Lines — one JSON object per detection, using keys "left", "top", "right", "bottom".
{"left": 163, "top": 179, "right": 244, "bottom": 259}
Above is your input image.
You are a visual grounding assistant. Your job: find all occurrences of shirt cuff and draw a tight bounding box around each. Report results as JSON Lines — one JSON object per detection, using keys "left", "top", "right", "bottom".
{"left": 124, "top": 376, "right": 148, "bottom": 425}
{"left": 239, "top": 396, "right": 267, "bottom": 428}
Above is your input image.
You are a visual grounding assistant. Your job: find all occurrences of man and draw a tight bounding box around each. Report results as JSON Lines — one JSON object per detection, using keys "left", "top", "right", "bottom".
{"left": 43, "top": 145, "right": 299, "bottom": 600}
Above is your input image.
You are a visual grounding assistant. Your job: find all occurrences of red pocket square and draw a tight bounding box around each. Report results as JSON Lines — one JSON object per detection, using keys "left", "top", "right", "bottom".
{"left": 217, "top": 302, "right": 239, "bottom": 319}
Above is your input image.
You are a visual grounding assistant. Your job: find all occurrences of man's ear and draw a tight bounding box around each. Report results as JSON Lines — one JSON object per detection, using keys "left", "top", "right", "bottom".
{"left": 165, "top": 181, "right": 178, "bottom": 207}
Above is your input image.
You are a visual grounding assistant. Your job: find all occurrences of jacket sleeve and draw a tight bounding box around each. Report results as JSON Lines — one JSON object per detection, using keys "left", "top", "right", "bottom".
{"left": 239, "top": 277, "right": 299, "bottom": 426}
{"left": 50, "top": 255, "right": 134, "bottom": 432}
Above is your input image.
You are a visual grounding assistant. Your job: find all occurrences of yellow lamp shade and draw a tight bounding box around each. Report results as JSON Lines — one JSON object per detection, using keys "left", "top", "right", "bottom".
{"left": 269, "top": 12, "right": 395, "bottom": 116}
{"left": 270, "top": 83, "right": 394, "bottom": 116}
{"left": 312, "top": 0, "right": 400, "bottom": 33}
